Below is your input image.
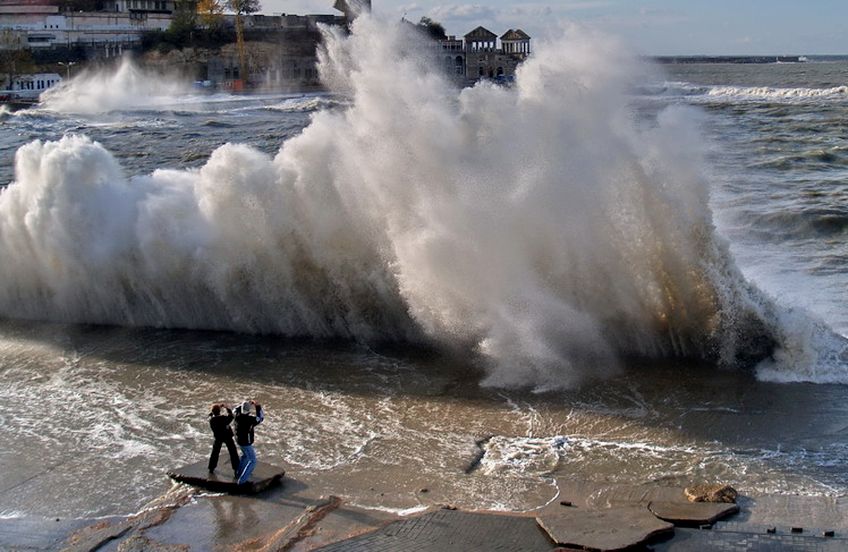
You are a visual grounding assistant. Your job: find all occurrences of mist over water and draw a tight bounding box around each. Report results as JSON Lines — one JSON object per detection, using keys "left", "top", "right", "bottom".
{"left": 39, "top": 57, "right": 190, "bottom": 114}
{"left": 0, "top": 18, "right": 845, "bottom": 388}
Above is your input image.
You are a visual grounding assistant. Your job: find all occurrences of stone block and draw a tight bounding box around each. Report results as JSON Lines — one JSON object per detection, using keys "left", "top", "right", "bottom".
{"left": 166, "top": 461, "right": 284, "bottom": 495}
{"left": 684, "top": 484, "right": 737, "bottom": 503}
{"left": 648, "top": 500, "right": 739, "bottom": 526}
{"left": 537, "top": 505, "right": 673, "bottom": 551}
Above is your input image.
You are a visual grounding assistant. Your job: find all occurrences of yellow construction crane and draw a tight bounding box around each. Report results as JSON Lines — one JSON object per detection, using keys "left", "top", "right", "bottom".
{"left": 228, "top": 0, "right": 259, "bottom": 88}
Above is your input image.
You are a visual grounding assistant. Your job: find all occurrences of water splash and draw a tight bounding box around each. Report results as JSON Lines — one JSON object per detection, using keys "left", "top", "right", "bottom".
{"left": 1, "top": 17, "right": 842, "bottom": 387}
{"left": 38, "top": 57, "right": 189, "bottom": 114}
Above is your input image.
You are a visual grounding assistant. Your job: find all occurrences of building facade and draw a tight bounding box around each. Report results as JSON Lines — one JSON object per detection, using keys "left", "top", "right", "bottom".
{"left": 0, "top": 0, "right": 174, "bottom": 57}
{"left": 437, "top": 25, "right": 531, "bottom": 85}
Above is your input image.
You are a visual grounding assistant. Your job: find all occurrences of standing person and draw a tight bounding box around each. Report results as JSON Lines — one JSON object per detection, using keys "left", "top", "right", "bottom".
{"left": 208, "top": 403, "right": 240, "bottom": 478}
{"left": 234, "top": 400, "right": 264, "bottom": 484}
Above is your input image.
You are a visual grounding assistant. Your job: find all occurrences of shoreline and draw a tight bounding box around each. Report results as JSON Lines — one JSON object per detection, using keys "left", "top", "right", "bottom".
{"left": 4, "top": 474, "right": 848, "bottom": 551}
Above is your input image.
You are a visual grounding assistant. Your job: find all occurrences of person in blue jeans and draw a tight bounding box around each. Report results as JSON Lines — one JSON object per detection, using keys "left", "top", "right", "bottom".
{"left": 234, "top": 400, "right": 264, "bottom": 484}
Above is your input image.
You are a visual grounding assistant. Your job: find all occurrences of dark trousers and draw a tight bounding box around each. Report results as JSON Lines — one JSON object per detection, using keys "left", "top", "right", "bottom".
{"left": 209, "top": 437, "right": 240, "bottom": 475}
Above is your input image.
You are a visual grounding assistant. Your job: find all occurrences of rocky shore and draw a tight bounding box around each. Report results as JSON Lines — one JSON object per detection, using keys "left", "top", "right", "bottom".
{"left": 3, "top": 468, "right": 848, "bottom": 551}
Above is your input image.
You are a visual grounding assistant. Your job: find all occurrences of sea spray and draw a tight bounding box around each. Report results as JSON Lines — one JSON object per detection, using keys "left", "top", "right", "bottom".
{"left": 0, "top": 17, "right": 811, "bottom": 388}
{"left": 38, "top": 57, "right": 189, "bottom": 114}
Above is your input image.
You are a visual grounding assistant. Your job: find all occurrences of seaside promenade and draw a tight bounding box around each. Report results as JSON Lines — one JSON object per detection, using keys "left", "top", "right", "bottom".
{"left": 2, "top": 472, "right": 847, "bottom": 551}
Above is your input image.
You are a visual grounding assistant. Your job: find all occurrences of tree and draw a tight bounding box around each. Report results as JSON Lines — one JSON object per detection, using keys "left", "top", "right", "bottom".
{"left": 417, "top": 16, "right": 446, "bottom": 41}
{"left": 0, "top": 30, "right": 29, "bottom": 89}
{"left": 227, "top": 0, "right": 260, "bottom": 84}
{"left": 197, "top": 0, "right": 224, "bottom": 30}
{"left": 169, "top": 0, "right": 198, "bottom": 44}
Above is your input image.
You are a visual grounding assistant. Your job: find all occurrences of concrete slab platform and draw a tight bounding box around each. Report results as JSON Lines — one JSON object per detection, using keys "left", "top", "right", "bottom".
{"left": 139, "top": 476, "right": 398, "bottom": 552}
{"left": 316, "top": 508, "right": 555, "bottom": 551}
{"left": 652, "top": 526, "right": 848, "bottom": 551}
{"left": 166, "top": 461, "right": 284, "bottom": 495}
{"left": 0, "top": 517, "right": 97, "bottom": 551}
{"left": 732, "top": 494, "right": 848, "bottom": 531}
{"left": 61, "top": 518, "right": 136, "bottom": 552}
{"left": 537, "top": 505, "right": 673, "bottom": 551}
{"left": 648, "top": 500, "right": 739, "bottom": 527}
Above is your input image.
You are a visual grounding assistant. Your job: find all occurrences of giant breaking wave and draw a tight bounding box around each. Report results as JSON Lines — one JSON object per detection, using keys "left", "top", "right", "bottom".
{"left": 1, "top": 17, "right": 838, "bottom": 388}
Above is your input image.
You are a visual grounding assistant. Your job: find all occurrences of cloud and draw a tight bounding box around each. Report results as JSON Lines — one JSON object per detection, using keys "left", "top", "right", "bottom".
{"left": 506, "top": 1, "right": 611, "bottom": 15}
{"left": 421, "top": 1, "right": 624, "bottom": 38}
{"left": 594, "top": 6, "right": 690, "bottom": 30}
{"left": 428, "top": 4, "right": 498, "bottom": 22}
{"left": 398, "top": 3, "right": 423, "bottom": 15}
{"left": 559, "top": 1, "right": 614, "bottom": 10}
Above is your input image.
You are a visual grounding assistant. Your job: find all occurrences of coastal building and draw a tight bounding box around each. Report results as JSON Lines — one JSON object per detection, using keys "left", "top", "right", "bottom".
{"left": 438, "top": 34, "right": 464, "bottom": 77}
{"left": 6, "top": 70, "right": 58, "bottom": 93}
{"left": 437, "top": 25, "right": 531, "bottom": 84}
{"left": 205, "top": 8, "right": 348, "bottom": 91}
{"left": 0, "top": 0, "right": 174, "bottom": 58}
{"left": 101, "top": 0, "right": 177, "bottom": 14}
{"left": 500, "top": 28, "right": 531, "bottom": 56}
{"left": 0, "top": 70, "right": 61, "bottom": 102}
{"left": 1, "top": 0, "right": 355, "bottom": 90}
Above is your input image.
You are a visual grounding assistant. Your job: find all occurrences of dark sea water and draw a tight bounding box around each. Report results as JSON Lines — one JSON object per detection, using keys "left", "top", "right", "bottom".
{"left": 659, "top": 61, "right": 848, "bottom": 338}
{"left": 2, "top": 31, "right": 848, "bottom": 519}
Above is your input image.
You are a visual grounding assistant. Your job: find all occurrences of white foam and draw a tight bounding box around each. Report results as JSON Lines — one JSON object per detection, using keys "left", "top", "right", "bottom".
{"left": 38, "top": 57, "right": 189, "bottom": 114}
{"left": 350, "top": 503, "right": 430, "bottom": 516}
{"left": 0, "top": 16, "right": 840, "bottom": 388}
{"left": 707, "top": 84, "right": 848, "bottom": 101}
{"left": 479, "top": 436, "right": 566, "bottom": 475}
{"left": 265, "top": 95, "right": 346, "bottom": 113}
{"left": 756, "top": 306, "right": 848, "bottom": 383}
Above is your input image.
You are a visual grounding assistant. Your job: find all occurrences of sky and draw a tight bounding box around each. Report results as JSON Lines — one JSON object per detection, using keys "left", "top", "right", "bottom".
{"left": 261, "top": 0, "right": 848, "bottom": 55}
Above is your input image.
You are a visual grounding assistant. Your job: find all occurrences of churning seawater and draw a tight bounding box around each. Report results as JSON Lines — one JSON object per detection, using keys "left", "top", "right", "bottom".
{"left": 2, "top": 20, "right": 848, "bottom": 518}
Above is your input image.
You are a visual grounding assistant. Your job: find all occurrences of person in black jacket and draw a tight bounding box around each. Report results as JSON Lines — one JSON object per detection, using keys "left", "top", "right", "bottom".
{"left": 234, "top": 400, "right": 264, "bottom": 484}
{"left": 208, "top": 403, "right": 240, "bottom": 478}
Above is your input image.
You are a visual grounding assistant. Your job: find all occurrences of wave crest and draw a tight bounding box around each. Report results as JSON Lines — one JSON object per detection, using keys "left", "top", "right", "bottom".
{"left": 707, "top": 84, "right": 848, "bottom": 101}
{"left": 2, "top": 18, "right": 840, "bottom": 387}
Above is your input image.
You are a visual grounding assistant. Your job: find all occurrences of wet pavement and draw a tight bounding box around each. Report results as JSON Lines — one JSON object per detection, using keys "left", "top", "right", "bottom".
{"left": 316, "top": 509, "right": 554, "bottom": 551}
{"left": 3, "top": 477, "right": 848, "bottom": 551}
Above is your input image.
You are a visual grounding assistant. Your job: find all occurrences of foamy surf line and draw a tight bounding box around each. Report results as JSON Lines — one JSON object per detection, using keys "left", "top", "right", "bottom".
{"left": 706, "top": 84, "right": 848, "bottom": 102}
{"left": 264, "top": 95, "right": 348, "bottom": 113}
{"left": 0, "top": 16, "right": 846, "bottom": 388}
